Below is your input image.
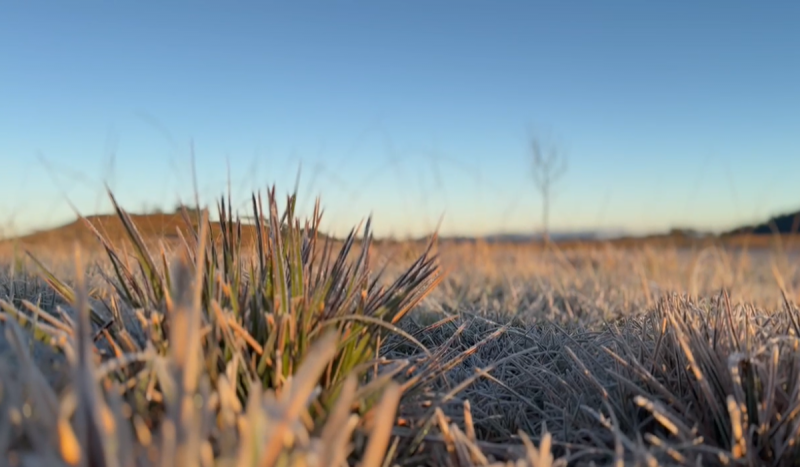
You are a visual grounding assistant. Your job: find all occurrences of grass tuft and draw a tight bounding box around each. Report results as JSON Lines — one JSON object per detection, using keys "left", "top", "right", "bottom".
{"left": 3, "top": 185, "right": 447, "bottom": 466}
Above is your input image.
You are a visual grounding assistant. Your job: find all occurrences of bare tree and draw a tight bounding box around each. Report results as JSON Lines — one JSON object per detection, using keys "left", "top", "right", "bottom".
{"left": 530, "top": 137, "right": 568, "bottom": 243}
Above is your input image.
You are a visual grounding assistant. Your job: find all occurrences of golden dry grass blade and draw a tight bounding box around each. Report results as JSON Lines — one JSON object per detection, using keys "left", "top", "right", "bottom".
{"left": 64, "top": 244, "right": 120, "bottom": 467}
{"left": 258, "top": 331, "right": 340, "bottom": 467}
{"left": 359, "top": 382, "right": 401, "bottom": 467}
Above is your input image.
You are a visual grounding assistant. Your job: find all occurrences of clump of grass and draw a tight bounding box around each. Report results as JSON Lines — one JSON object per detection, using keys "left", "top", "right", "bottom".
{"left": 394, "top": 283, "right": 800, "bottom": 465}
{"left": 1, "top": 185, "right": 452, "bottom": 465}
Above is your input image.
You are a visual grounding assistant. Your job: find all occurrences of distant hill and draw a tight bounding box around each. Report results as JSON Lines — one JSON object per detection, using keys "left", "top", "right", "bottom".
{"left": 2, "top": 210, "right": 338, "bottom": 252}
{"left": 725, "top": 210, "right": 800, "bottom": 236}
{"left": 442, "top": 229, "right": 629, "bottom": 244}
{"left": 3, "top": 211, "right": 231, "bottom": 250}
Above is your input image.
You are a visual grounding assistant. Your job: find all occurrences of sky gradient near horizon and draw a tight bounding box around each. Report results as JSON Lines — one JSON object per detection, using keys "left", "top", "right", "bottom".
{"left": 1, "top": 2, "right": 799, "bottom": 239}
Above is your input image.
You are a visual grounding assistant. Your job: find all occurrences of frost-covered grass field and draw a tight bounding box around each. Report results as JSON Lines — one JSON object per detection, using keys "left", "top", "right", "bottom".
{"left": 1, "top": 188, "right": 800, "bottom": 467}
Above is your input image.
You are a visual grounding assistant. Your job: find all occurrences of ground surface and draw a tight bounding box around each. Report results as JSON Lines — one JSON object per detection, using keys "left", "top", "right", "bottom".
{"left": 2, "top": 231, "right": 800, "bottom": 466}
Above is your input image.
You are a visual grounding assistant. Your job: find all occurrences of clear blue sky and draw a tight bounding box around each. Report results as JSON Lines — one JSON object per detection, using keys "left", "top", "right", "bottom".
{"left": 1, "top": 2, "right": 799, "bottom": 239}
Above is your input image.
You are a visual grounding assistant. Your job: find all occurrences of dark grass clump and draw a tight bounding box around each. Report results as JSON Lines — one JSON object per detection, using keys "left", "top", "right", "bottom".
{"left": 391, "top": 286, "right": 800, "bottom": 466}
{"left": 0, "top": 186, "right": 458, "bottom": 466}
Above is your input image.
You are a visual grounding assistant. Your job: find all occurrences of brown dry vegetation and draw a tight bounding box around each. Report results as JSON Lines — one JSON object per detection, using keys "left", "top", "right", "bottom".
{"left": 1, "top": 189, "right": 800, "bottom": 467}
